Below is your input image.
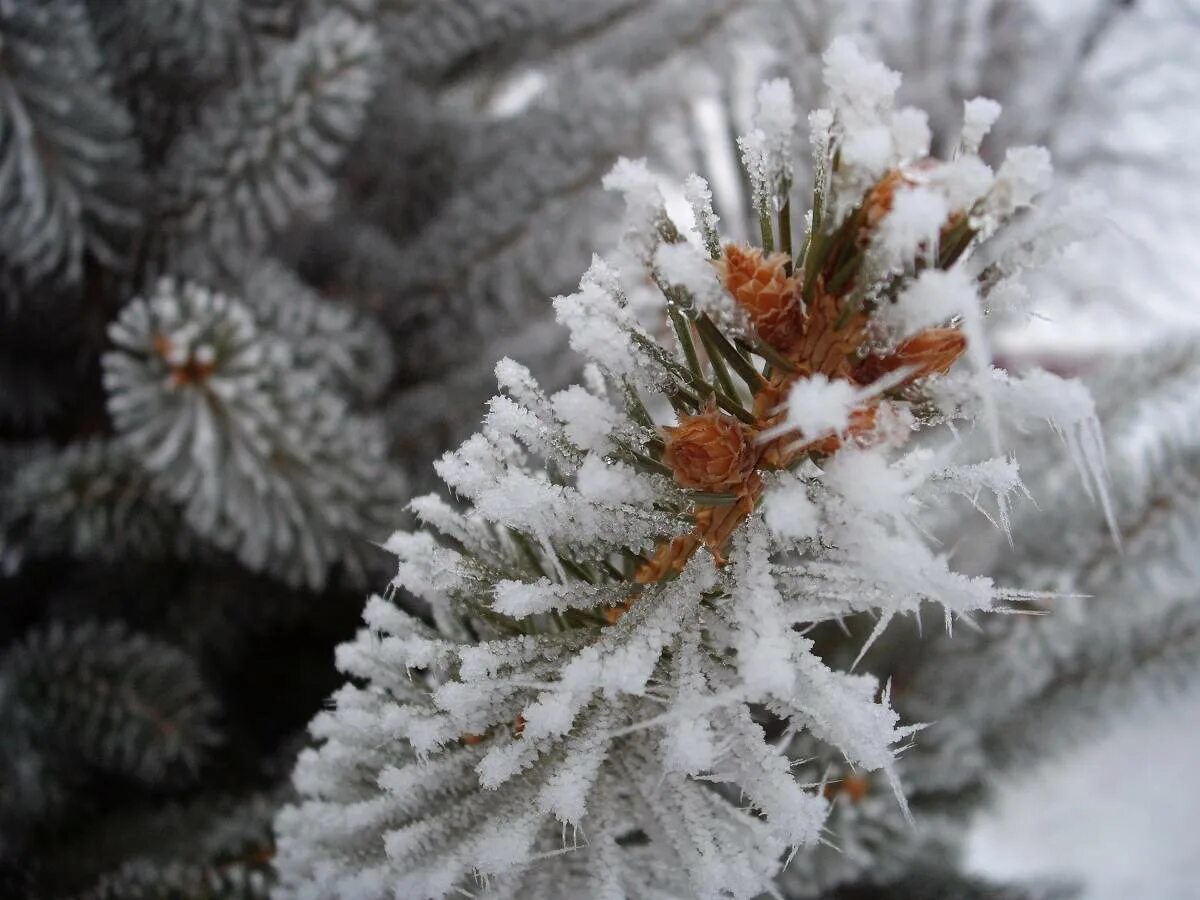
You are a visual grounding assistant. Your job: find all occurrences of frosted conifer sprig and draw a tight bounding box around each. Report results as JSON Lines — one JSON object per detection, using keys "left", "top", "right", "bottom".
{"left": 275, "top": 40, "right": 1110, "bottom": 899}
{"left": 159, "top": 10, "right": 380, "bottom": 281}
{"left": 103, "top": 277, "right": 402, "bottom": 590}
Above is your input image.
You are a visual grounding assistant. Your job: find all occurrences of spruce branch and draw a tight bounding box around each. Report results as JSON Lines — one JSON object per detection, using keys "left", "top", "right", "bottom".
{"left": 0, "top": 621, "right": 222, "bottom": 787}
{"left": 103, "top": 278, "right": 404, "bottom": 589}
{"left": 0, "top": 0, "right": 142, "bottom": 295}
{"left": 1, "top": 440, "right": 184, "bottom": 574}
{"left": 158, "top": 10, "right": 380, "bottom": 280}
{"left": 275, "top": 42, "right": 1107, "bottom": 899}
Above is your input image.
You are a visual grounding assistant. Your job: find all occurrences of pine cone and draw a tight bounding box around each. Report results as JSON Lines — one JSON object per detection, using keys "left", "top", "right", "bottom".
{"left": 721, "top": 243, "right": 802, "bottom": 351}
{"left": 663, "top": 407, "right": 756, "bottom": 492}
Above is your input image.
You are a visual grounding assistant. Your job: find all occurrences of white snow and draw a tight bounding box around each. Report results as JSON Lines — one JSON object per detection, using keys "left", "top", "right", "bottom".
{"left": 738, "top": 128, "right": 771, "bottom": 211}
{"left": 781, "top": 374, "right": 861, "bottom": 441}
{"left": 840, "top": 123, "right": 894, "bottom": 177}
{"left": 683, "top": 173, "right": 721, "bottom": 255}
{"left": 754, "top": 78, "right": 796, "bottom": 182}
{"left": 960, "top": 97, "right": 1002, "bottom": 155}
{"left": 822, "top": 38, "right": 900, "bottom": 126}
{"left": 551, "top": 385, "right": 620, "bottom": 453}
{"left": 989, "top": 146, "right": 1053, "bottom": 215}
{"left": 890, "top": 107, "right": 931, "bottom": 162}
{"left": 885, "top": 266, "right": 978, "bottom": 336}
{"left": 875, "top": 186, "right": 949, "bottom": 267}
{"left": 654, "top": 241, "right": 726, "bottom": 312}
{"left": 929, "top": 156, "right": 995, "bottom": 212}
{"left": 762, "top": 477, "right": 820, "bottom": 541}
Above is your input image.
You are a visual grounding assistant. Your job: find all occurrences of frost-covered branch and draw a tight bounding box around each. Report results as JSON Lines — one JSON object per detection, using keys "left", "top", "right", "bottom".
{"left": 275, "top": 42, "right": 1106, "bottom": 898}
{"left": 159, "top": 10, "right": 379, "bottom": 280}
{"left": 102, "top": 278, "right": 402, "bottom": 589}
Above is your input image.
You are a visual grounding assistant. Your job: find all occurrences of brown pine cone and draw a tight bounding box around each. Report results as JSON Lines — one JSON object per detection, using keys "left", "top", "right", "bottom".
{"left": 721, "top": 243, "right": 802, "bottom": 351}
{"left": 663, "top": 407, "right": 756, "bottom": 492}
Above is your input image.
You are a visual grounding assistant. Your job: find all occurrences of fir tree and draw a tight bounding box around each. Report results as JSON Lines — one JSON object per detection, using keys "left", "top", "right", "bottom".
{"left": 3, "top": 2, "right": 1198, "bottom": 896}
{"left": 274, "top": 43, "right": 1115, "bottom": 899}
{"left": 0, "top": 2, "right": 821, "bottom": 894}
{"left": 0, "top": 4, "right": 392, "bottom": 893}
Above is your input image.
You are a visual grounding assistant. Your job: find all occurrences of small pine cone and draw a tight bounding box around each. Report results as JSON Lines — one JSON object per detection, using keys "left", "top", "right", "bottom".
{"left": 721, "top": 243, "right": 802, "bottom": 351}
{"left": 663, "top": 407, "right": 756, "bottom": 492}
{"left": 856, "top": 328, "right": 967, "bottom": 386}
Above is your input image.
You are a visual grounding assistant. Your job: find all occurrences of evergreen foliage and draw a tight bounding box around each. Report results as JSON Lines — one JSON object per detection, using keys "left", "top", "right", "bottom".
{"left": 103, "top": 278, "right": 400, "bottom": 589}
{"left": 0, "top": 3, "right": 391, "bottom": 893}
{"left": 157, "top": 10, "right": 380, "bottom": 282}
{"left": 0, "top": 2, "right": 799, "bottom": 894}
{"left": 0, "top": 0, "right": 142, "bottom": 296}
{"left": 274, "top": 45, "right": 1117, "bottom": 898}
{"left": 898, "top": 339, "right": 1200, "bottom": 806}
{"left": 2, "top": 620, "right": 221, "bottom": 785}
{"left": 0, "top": 619, "right": 222, "bottom": 863}
{"left": 1, "top": 1, "right": 1198, "bottom": 897}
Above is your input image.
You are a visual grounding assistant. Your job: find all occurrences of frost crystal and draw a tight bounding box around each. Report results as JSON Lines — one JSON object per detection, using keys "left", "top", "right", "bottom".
{"left": 887, "top": 267, "right": 979, "bottom": 337}
{"left": 755, "top": 79, "right": 797, "bottom": 185}
{"left": 683, "top": 173, "right": 721, "bottom": 259}
{"left": 822, "top": 38, "right": 900, "bottom": 127}
{"left": 276, "top": 43, "right": 1110, "bottom": 900}
{"left": 960, "top": 97, "right": 1003, "bottom": 155}
{"left": 783, "top": 375, "right": 862, "bottom": 441}
{"left": 875, "top": 187, "right": 949, "bottom": 267}
{"left": 989, "top": 146, "right": 1054, "bottom": 216}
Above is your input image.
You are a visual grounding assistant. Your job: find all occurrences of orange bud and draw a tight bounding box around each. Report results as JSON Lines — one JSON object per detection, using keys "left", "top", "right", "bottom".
{"left": 663, "top": 408, "right": 756, "bottom": 492}
{"left": 824, "top": 773, "right": 871, "bottom": 804}
{"left": 862, "top": 170, "right": 907, "bottom": 234}
{"left": 721, "top": 243, "right": 802, "bottom": 350}
{"left": 856, "top": 328, "right": 967, "bottom": 386}
{"left": 168, "top": 358, "right": 217, "bottom": 387}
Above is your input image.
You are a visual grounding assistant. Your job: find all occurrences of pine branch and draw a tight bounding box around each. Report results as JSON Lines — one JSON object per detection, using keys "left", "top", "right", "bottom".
{"left": 240, "top": 258, "right": 395, "bottom": 405}
{"left": 158, "top": 10, "right": 380, "bottom": 281}
{"left": 383, "top": 0, "right": 746, "bottom": 84}
{"left": 275, "top": 48, "right": 1102, "bottom": 898}
{"left": 898, "top": 339, "right": 1200, "bottom": 801}
{"left": 103, "top": 278, "right": 404, "bottom": 589}
{"left": 0, "top": 620, "right": 222, "bottom": 786}
{"left": 40, "top": 789, "right": 282, "bottom": 899}
{"left": 1, "top": 440, "right": 186, "bottom": 574}
{"left": 87, "top": 0, "right": 258, "bottom": 89}
{"left": 79, "top": 858, "right": 271, "bottom": 900}
{"left": 306, "top": 0, "right": 758, "bottom": 395}
{"left": 0, "top": 0, "right": 142, "bottom": 293}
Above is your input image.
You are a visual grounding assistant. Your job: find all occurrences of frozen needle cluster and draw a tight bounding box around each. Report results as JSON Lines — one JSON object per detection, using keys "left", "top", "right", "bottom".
{"left": 275, "top": 41, "right": 1110, "bottom": 899}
